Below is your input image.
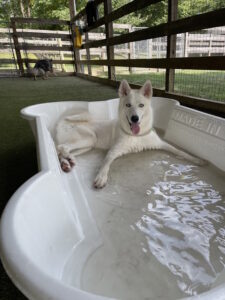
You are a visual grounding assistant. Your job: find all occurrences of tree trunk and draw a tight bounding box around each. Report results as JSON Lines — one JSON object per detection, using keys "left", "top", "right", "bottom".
{"left": 19, "top": 0, "right": 26, "bottom": 17}
{"left": 27, "top": 0, "right": 31, "bottom": 17}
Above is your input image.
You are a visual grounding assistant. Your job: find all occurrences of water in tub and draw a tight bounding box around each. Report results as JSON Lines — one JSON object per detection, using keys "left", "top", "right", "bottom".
{"left": 72, "top": 148, "right": 225, "bottom": 300}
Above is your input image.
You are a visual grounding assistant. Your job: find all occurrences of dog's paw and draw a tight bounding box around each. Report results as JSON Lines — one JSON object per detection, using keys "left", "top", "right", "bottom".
{"left": 68, "top": 157, "right": 76, "bottom": 167}
{"left": 60, "top": 156, "right": 75, "bottom": 172}
{"left": 61, "top": 159, "right": 72, "bottom": 172}
{"left": 94, "top": 173, "right": 108, "bottom": 189}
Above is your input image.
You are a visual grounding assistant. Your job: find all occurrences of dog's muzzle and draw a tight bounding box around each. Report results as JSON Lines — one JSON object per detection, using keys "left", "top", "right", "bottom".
{"left": 127, "top": 115, "right": 140, "bottom": 135}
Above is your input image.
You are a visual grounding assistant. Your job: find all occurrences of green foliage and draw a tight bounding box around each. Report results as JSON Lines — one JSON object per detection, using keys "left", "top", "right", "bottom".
{"left": 0, "top": 0, "right": 225, "bottom": 27}
{"left": 178, "top": 0, "right": 225, "bottom": 19}
{"left": 32, "top": 0, "right": 70, "bottom": 20}
{"left": 0, "top": 0, "right": 20, "bottom": 24}
{"left": 113, "top": 0, "right": 167, "bottom": 27}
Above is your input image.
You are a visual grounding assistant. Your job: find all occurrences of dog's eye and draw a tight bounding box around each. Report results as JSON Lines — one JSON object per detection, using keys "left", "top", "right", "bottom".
{"left": 139, "top": 103, "right": 144, "bottom": 108}
{"left": 126, "top": 103, "right": 131, "bottom": 107}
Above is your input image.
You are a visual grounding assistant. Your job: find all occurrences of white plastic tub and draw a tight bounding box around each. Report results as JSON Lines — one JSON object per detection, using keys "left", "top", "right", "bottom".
{"left": 1, "top": 98, "right": 225, "bottom": 300}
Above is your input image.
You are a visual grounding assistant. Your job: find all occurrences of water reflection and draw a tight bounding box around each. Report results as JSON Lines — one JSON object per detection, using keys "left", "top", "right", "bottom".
{"left": 136, "top": 162, "right": 225, "bottom": 296}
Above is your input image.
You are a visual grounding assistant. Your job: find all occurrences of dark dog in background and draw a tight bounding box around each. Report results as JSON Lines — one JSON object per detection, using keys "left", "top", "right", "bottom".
{"left": 25, "top": 59, "right": 54, "bottom": 80}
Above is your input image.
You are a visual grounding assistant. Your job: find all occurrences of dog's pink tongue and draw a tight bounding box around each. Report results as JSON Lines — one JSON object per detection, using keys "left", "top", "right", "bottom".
{"left": 131, "top": 123, "right": 140, "bottom": 135}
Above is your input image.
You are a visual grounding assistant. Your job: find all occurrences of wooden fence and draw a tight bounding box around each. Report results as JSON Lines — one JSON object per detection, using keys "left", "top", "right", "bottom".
{"left": 71, "top": 0, "right": 225, "bottom": 116}
{"left": 2, "top": 26, "right": 225, "bottom": 74}
{"left": 9, "top": 17, "right": 75, "bottom": 75}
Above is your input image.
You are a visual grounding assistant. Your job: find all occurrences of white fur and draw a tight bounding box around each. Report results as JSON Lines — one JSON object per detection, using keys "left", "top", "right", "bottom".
{"left": 55, "top": 80, "right": 203, "bottom": 188}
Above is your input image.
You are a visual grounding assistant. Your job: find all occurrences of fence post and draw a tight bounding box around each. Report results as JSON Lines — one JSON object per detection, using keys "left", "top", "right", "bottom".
{"left": 11, "top": 18, "right": 24, "bottom": 75}
{"left": 128, "top": 25, "right": 133, "bottom": 74}
{"left": 85, "top": 18, "right": 92, "bottom": 75}
{"left": 69, "top": 0, "right": 81, "bottom": 73}
{"left": 104, "top": 0, "right": 115, "bottom": 79}
{"left": 165, "top": 0, "right": 178, "bottom": 92}
{"left": 57, "top": 38, "right": 66, "bottom": 72}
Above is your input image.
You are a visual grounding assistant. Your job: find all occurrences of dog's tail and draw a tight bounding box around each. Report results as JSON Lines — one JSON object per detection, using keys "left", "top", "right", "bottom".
{"left": 24, "top": 59, "right": 37, "bottom": 78}
{"left": 24, "top": 59, "right": 31, "bottom": 70}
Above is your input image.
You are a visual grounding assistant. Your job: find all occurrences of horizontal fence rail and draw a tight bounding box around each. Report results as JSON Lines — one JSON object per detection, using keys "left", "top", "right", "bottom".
{"left": 70, "top": 0, "right": 225, "bottom": 116}
{"left": 16, "top": 31, "right": 72, "bottom": 41}
{"left": 21, "top": 58, "right": 74, "bottom": 65}
{"left": 18, "top": 44, "right": 73, "bottom": 51}
{"left": 12, "top": 17, "right": 70, "bottom": 26}
{"left": 78, "top": 56, "right": 225, "bottom": 70}
{"left": 82, "top": 8, "right": 225, "bottom": 49}
{"left": 84, "top": 0, "right": 162, "bottom": 33}
{"left": 6, "top": 17, "right": 74, "bottom": 76}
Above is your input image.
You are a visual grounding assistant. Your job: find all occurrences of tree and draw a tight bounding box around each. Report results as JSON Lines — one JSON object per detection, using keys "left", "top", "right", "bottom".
{"left": 0, "top": 0, "right": 224, "bottom": 27}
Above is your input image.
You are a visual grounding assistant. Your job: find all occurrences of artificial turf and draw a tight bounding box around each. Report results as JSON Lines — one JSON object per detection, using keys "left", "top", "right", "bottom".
{"left": 0, "top": 76, "right": 117, "bottom": 300}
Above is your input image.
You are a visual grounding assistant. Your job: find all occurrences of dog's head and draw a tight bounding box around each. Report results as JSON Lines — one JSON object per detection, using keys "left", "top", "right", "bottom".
{"left": 118, "top": 80, "right": 153, "bottom": 136}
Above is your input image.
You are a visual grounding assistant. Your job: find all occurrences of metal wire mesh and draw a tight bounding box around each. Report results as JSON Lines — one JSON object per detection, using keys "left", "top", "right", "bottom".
{"left": 174, "top": 70, "right": 225, "bottom": 101}
{"left": 176, "top": 27, "right": 225, "bottom": 58}
{"left": 174, "top": 26, "right": 225, "bottom": 101}
{"left": 115, "top": 66, "right": 166, "bottom": 90}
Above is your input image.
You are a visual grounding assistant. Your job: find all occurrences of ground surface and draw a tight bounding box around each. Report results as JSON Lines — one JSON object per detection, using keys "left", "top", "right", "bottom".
{"left": 0, "top": 76, "right": 117, "bottom": 300}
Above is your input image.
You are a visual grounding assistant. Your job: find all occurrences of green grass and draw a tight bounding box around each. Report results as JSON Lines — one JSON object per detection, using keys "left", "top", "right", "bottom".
{"left": 0, "top": 76, "right": 117, "bottom": 300}
{"left": 115, "top": 70, "right": 225, "bottom": 102}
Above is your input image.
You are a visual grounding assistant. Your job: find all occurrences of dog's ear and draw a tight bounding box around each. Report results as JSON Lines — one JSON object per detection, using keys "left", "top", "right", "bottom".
{"left": 140, "top": 80, "right": 152, "bottom": 99}
{"left": 119, "top": 80, "right": 131, "bottom": 97}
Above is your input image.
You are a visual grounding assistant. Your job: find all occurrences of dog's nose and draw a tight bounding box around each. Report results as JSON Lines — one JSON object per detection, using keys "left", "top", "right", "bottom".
{"left": 131, "top": 115, "right": 139, "bottom": 123}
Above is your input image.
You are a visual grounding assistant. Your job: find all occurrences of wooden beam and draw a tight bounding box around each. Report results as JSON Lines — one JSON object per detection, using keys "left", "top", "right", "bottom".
{"left": 11, "top": 18, "right": 24, "bottom": 75}
{"left": 21, "top": 59, "right": 74, "bottom": 64}
{"left": 165, "top": 0, "right": 178, "bottom": 92}
{"left": 12, "top": 17, "right": 69, "bottom": 26}
{"left": 24, "top": 71, "right": 76, "bottom": 77}
{"left": 82, "top": 8, "right": 225, "bottom": 49}
{"left": 84, "top": 0, "right": 162, "bottom": 33}
{"left": 77, "top": 56, "right": 225, "bottom": 70}
{"left": 18, "top": 44, "right": 73, "bottom": 51}
{"left": 0, "top": 69, "right": 18, "bottom": 73}
{"left": 85, "top": 30, "right": 92, "bottom": 75}
{"left": 104, "top": 0, "right": 114, "bottom": 79}
{"left": 69, "top": 0, "right": 81, "bottom": 73}
{"left": 0, "top": 59, "right": 15, "bottom": 64}
{"left": 16, "top": 31, "right": 71, "bottom": 41}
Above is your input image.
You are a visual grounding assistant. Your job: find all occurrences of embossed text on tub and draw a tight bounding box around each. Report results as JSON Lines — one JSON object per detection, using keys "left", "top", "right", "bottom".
{"left": 171, "top": 109, "right": 225, "bottom": 140}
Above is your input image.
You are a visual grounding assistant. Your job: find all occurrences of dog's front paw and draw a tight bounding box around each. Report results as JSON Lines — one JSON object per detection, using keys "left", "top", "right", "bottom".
{"left": 94, "top": 172, "right": 108, "bottom": 189}
{"left": 59, "top": 156, "right": 76, "bottom": 172}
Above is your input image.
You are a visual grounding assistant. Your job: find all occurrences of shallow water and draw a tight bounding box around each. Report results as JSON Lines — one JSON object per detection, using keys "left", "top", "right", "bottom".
{"left": 75, "top": 149, "right": 225, "bottom": 300}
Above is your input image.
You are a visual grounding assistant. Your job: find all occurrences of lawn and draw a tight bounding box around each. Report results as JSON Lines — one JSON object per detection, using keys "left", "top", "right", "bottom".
{"left": 115, "top": 70, "right": 225, "bottom": 102}
{"left": 85, "top": 66, "right": 225, "bottom": 102}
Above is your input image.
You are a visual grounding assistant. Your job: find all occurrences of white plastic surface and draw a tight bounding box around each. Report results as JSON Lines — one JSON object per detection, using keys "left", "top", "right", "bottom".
{"left": 0, "top": 97, "right": 225, "bottom": 300}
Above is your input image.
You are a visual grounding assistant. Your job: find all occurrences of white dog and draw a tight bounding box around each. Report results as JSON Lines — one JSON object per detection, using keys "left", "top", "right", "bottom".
{"left": 55, "top": 80, "right": 202, "bottom": 188}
